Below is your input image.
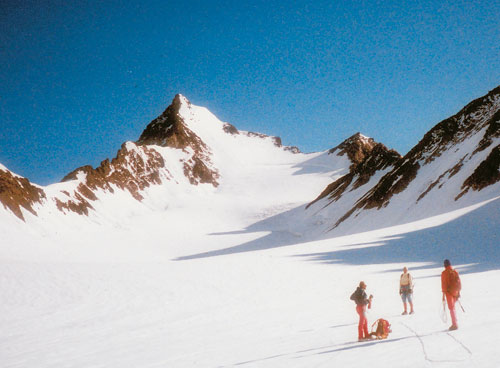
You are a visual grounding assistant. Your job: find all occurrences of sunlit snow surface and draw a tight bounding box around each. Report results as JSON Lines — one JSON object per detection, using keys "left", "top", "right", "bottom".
{"left": 1, "top": 100, "right": 499, "bottom": 367}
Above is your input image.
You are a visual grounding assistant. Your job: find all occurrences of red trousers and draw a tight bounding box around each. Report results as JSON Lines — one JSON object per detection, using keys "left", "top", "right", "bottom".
{"left": 356, "top": 304, "right": 369, "bottom": 339}
{"left": 445, "top": 293, "right": 458, "bottom": 327}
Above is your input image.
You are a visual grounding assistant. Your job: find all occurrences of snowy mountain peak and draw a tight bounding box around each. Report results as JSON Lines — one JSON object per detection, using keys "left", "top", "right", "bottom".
{"left": 173, "top": 93, "right": 190, "bottom": 106}
{"left": 308, "top": 136, "right": 400, "bottom": 208}
{"left": 134, "top": 95, "right": 221, "bottom": 187}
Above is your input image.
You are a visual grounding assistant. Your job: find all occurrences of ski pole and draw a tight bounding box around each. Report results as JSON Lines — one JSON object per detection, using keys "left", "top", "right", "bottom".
{"left": 457, "top": 299, "right": 465, "bottom": 313}
{"left": 441, "top": 299, "right": 448, "bottom": 323}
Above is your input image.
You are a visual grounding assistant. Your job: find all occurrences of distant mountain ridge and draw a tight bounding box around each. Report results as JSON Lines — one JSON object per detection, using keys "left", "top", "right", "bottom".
{"left": 0, "top": 94, "right": 300, "bottom": 221}
{"left": 1, "top": 86, "right": 499, "bottom": 236}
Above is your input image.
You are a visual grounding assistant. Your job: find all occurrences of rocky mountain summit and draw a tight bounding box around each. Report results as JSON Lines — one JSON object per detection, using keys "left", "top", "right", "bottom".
{"left": 307, "top": 133, "right": 401, "bottom": 207}
{"left": 0, "top": 94, "right": 296, "bottom": 221}
{"left": 136, "top": 94, "right": 220, "bottom": 187}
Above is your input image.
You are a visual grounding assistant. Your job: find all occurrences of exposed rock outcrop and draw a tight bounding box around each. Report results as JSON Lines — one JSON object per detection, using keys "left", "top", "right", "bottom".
{"left": 59, "top": 142, "right": 167, "bottom": 215}
{"left": 460, "top": 145, "right": 500, "bottom": 195}
{"left": 329, "top": 133, "right": 378, "bottom": 168}
{"left": 0, "top": 168, "right": 46, "bottom": 221}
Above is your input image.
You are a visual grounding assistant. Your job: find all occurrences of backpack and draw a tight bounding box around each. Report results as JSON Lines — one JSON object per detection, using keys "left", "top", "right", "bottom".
{"left": 370, "top": 319, "right": 391, "bottom": 339}
{"left": 447, "top": 269, "right": 462, "bottom": 297}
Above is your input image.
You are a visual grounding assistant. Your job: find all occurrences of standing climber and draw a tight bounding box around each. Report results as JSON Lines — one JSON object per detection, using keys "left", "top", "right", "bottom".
{"left": 350, "top": 281, "right": 374, "bottom": 341}
{"left": 400, "top": 266, "right": 414, "bottom": 315}
{"left": 441, "top": 259, "right": 461, "bottom": 330}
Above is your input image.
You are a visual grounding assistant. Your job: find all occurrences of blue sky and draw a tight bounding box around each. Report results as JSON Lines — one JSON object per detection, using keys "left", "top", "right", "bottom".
{"left": 1, "top": 0, "right": 499, "bottom": 185}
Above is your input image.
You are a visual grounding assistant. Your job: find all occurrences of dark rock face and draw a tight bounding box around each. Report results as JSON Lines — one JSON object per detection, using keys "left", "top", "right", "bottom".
{"left": 183, "top": 156, "right": 220, "bottom": 186}
{"left": 223, "top": 123, "right": 239, "bottom": 135}
{"left": 350, "top": 143, "right": 402, "bottom": 188}
{"left": 138, "top": 95, "right": 204, "bottom": 151}
{"left": 0, "top": 169, "right": 46, "bottom": 221}
{"left": 307, "top": 135, "right": 401, "bottom": 208}
{"left": 245, "top": 131, "right": 283, "bottom": 148}
{"left": 459, "top": 145, "right": 500, "bottom": 196}
{"left": 223, "top": 123, "right": 301, "bottom": 151}
{"left": 284, "top": 146, "right": 301, "bottom": 154}
{"left": 473, "top": 109, "right": 500, "bottom": 153}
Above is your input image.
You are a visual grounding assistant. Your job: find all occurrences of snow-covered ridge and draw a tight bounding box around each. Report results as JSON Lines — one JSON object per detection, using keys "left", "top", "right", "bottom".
{"left": 307, "top": 85, "right": 500, "bottom": 233}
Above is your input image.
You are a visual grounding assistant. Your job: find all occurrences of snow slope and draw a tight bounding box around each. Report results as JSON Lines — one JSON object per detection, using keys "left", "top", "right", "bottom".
{"left": 1, "top": 95, "right": 500, "bottom": 367}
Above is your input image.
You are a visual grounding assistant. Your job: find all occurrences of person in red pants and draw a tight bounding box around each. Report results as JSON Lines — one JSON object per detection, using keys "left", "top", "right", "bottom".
{"left": 350, "top": 281, "right": 373, "bottom": 341}
{"left": 441, "top": 259, "right": 461, "bottom": 330}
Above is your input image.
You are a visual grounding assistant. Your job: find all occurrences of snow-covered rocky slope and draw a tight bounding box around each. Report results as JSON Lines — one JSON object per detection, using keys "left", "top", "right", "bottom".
{"left": 1, "top": 95, "right": 349, "bottom": 224}
{"left": 307, "top": 85, "right": 500, "bottom": 234}
{"left": 1, "top": 94, "right": 359, "bottom": 259}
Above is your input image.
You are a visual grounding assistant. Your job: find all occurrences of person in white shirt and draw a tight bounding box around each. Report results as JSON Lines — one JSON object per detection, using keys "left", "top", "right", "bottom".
{"left": 399, "top": 267, "right": 414, "bottom": 315}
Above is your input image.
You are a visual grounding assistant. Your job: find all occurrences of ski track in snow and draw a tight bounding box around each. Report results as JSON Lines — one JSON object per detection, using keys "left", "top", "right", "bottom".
{"left": 401, "top": 322, "right": 472, "bottom": 364}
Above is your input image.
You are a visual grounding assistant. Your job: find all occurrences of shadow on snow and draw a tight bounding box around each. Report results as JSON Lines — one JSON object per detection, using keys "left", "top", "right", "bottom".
{"left": 231, "top": 336, "right": 415, "bottom": 366}
{"left": 175, "top": 198, "right": 500, "bottom": 274}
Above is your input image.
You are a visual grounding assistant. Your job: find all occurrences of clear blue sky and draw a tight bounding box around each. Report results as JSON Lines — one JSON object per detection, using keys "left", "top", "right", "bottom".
{"left": 1, "top": 0, "right": 499, "bottom": 185}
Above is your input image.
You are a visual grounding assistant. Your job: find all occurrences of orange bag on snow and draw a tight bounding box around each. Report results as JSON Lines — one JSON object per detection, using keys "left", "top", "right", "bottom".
{"left": 370, "top": 318, "right": 391, "bottom": 339}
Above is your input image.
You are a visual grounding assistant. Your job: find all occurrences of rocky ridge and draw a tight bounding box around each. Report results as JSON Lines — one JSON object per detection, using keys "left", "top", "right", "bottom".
{"left": 327, "top": 86, "right": 500, "bottom": 228}
{"left": 0, "top": 95, "right": 296, "bottom": 220}
{"left": 0, "top": 167, "right": 46, "bottom": 221}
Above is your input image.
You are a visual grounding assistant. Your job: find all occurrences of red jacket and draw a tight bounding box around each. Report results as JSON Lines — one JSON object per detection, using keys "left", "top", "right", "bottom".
{"left": 441, "top": 266, "right": 461, "bottom": 297}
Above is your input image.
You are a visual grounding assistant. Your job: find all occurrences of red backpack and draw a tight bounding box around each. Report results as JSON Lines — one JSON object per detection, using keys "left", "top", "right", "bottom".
{"left": 370, "top": 319, "right": 391, "bottom": 339}
{"left": 447, "top": 269, "right": 461, "bottom": 297}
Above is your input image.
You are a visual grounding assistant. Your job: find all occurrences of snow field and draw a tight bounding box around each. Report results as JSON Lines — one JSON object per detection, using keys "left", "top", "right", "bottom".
{"left": 2, "top": 234, "right": 500, "bottom": 367}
